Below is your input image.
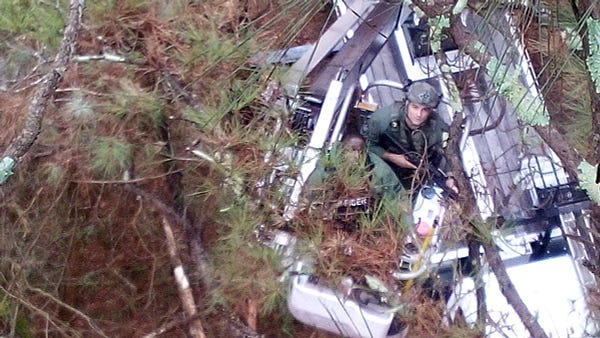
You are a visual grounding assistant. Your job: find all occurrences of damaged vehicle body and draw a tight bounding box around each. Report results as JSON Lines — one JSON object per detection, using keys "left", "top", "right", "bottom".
{"left": 257, "top": 1, "right": 598, "bottom": 337}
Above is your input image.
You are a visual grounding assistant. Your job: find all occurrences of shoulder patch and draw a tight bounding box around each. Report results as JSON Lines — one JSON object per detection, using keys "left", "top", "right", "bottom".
{"left": 442, "top": 131, "right": 449, "bottom": 148}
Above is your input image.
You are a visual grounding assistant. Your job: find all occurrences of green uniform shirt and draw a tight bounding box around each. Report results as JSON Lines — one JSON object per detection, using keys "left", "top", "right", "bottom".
{"left": 363, "top": 101, "right": 449, "bottom": 169}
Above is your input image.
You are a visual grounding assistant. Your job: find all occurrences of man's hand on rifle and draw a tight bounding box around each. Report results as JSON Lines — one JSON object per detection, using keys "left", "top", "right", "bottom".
{"left": 445, "top": 177, "right": 459, "bottom": 195}
{"left": 381, "top": 152, "right": 418, "bottom": 169}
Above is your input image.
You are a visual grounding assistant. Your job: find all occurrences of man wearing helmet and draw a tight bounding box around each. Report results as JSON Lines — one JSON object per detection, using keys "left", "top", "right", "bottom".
{"left": 362, "top": 81, "right": 456, "bottom": 193}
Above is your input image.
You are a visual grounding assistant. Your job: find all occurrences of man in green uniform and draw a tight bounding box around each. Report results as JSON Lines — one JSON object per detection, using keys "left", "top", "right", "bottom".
{"left": 303, "top": 133, "right": 402, "bottom": 228}
{"left": 362, "top": 81, "right": 457, "bottom": 193}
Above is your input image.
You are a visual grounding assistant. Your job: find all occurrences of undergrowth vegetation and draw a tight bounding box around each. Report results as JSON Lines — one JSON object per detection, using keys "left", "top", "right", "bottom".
{"left": 0, "top": 0, "right": 598, "bottom": 337}
{"left": 0, "top": 0, "right": 333, "bottom": 336}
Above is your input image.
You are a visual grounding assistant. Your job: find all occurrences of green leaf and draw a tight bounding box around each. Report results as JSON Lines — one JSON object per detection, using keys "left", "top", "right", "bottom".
{"left": 578, "top": 160, "right": 600, "bottom": 204}
{"left": 429, "top": 15, "right": 450, "bottom": 53}
{"left": 452, "top": 0, "right": 468, "bottom": 15}
{"left": 365, "top": 275, "right": 388, "bottom": 293}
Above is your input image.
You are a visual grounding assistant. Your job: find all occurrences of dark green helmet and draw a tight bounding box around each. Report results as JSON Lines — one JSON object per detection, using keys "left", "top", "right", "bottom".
{"left": 407, "top": 82, "right": 440, "bottom": 109}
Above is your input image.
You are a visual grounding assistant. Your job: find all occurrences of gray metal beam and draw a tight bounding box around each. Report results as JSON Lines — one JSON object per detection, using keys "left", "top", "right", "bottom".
{"left": 307, "top": 3, "right": 400, "bottom": 101}
{"left": 283, "top": 0, "right": 375, "bottom": 97}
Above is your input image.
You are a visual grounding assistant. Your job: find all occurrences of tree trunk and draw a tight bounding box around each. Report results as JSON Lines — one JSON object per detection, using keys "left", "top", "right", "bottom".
{"left": 408, "top": 3, "right": 552, "bottom": 336}
{"left": 481, "top": 241, "right": 549, "bottom": 338}
{"left": 445, "top": 111, "right": 550, "bottom": 338}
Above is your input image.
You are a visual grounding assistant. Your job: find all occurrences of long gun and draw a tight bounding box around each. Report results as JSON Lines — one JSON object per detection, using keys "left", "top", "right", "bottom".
{"left": 381, "top": 132, "right": 458, "bottom": 199}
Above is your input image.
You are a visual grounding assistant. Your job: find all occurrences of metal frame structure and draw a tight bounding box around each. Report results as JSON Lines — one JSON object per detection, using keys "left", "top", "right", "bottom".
{"left": 259, "top": 1, "right": 598, "bottom": 337}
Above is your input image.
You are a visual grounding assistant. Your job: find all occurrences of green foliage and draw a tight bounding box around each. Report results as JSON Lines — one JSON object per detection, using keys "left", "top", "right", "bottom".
{"left": 41, "top": 163, "right": 66, "bottom": 187}
{"left": 0, "top": 44, "right": 41, "bottom": 86}
{"left": 319, "top": 144, "right": 370, "bottom": 188}
{"left": 0, "top": 0, "right": 67, "bottom": 48}
{"left": 86, "top": 0, "right": 150, "bottom": 21}
{"left": 368, "top": 194, "right": 412, "bottom": 231}
{"left": 429, "top": 15, "right": 450, "bottom": 53}
{"left": 0, "top": 297, "right": 10, "bottom": 320}
{"left": 181, "top": 107, "right": 219, "bottom": 132}
{"left": 228, "top": 77, "right": 264, "bottom": 112}
{"left": 15, "top": 315, "right": 32, "bottom": 337}
{"left": 562, "top": 25, "right": 583, "bottom": 51}
{"left": 210, "top": 198, "right": 284, "bottom": 317}
{"left": 0, "top": 297, "right": 32, "bottom": 338}
{"left": 487, "top": 58, "right": 549, "bottom": 126}
{"left": 90, "top": 137, "right": 133, "bottom": 178}
{"left": 175, "top": 23, "right": 243, "bottom": 67}
{"left": 586, "top": 18, "right": 600, "bottom": 94}
{"left": 552, "top": 60, "right": 593, "bottom": 154}
{"left": 578, "top": 160, "right": 600, "bottom": 204}
{"left": 183, "top": 75, "right": 264, "bottom": 133}
{"left": 525, "top": 21, "right": 593, "bottom": 155}
{"left": 470, "top": 217, "right": 494, "bottom": 244}
{"left": 108, "top": 79, "right": 165, "bottom": 131}
{"left": 452, "top": 0, "right": 468, "bottom": 15}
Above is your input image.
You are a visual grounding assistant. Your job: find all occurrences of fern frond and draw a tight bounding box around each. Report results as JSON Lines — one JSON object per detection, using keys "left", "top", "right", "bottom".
{"left": 487, "top": 58, "right": 549, "bottom": 126}
{"left": 586, "top": 18, "right": 600, "bottom": 94}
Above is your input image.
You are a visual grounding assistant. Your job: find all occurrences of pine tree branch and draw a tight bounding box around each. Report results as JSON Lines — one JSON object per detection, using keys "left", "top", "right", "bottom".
{"left": 162, "top": 217, "right": 207, "bottom": 338}
{"left": 1, "top": 0, "right": 85, "bottom": 182}
{"left": 571, "top": 0, "right": 600, "bottom": 164}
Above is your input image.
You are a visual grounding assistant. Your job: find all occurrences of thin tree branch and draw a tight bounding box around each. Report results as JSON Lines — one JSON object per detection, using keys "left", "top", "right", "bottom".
{"left": 124, "top": 184, "right": 263, "bottom": 338}
{"left": 72, "top": 169, "right": 184, "bottom": 184}
{"left": 0, "top": 284, "right": 89, "bottom": 337}
{"left": 73, "top": 53, "right": 132, "bottom": 63}
{"left": 479, "top": 240, "right": 549, "bottom": 338}
{"left": 142, "top": 313, "right": 187, "bottom": 338}
{"left": 28, "top": 285, "right": 109, "bottom": 338}
{"left": 162, "top": 217, "right": 206, "bottom": 338}
{"left": 1, "top": 0, "right": 85, "bottom": 179}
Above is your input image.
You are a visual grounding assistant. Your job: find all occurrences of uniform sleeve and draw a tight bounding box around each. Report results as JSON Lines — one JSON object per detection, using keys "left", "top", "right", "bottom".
{"left": 362, "top": 105, "right": 393, "bottom": 157}
{"left": 304, "top": 160, "right": 327, "bottom": 200}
